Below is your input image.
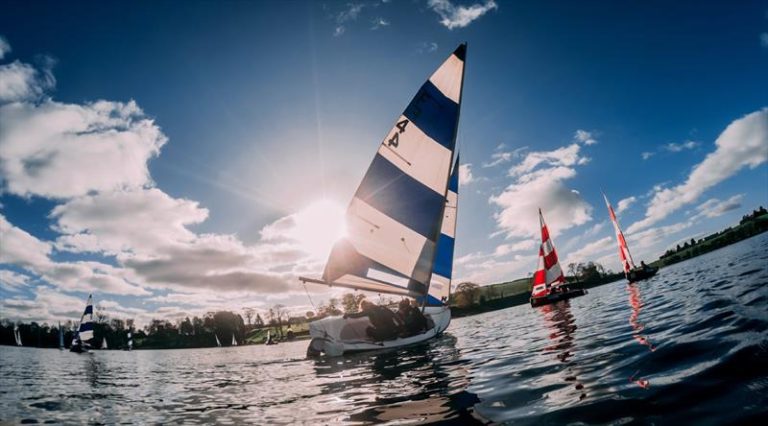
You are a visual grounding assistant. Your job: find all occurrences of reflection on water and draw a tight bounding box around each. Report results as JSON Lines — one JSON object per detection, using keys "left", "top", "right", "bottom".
{"left": 1, "top": 234, "right": 767, "bottom": 424}
{"left": 539, "top": 301, "right": 587, "bottom": 401}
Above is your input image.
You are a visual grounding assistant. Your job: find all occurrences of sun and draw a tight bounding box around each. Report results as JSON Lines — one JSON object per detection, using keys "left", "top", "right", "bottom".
{"left": 292, "top": 199, "right": 347, "bottom": 260}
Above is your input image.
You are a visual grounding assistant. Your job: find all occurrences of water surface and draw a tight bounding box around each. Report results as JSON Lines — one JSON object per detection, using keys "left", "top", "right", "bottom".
{"left": 2, "top": 234, "right": 767, "bottom": 424}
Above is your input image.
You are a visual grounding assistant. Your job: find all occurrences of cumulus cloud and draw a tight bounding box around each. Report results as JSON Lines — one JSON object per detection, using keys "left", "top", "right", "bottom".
{"left": 493, "top": 239, "right": 536, "bottom": 257}
{"left": 491, "top": 139, "right": 593, "bottom": 240}
{"left": 0, "top": 36, "right": 10, "bottom": 60}
{"left": 0, "top": 269, "right": 31, "bottom": 292}
{"left": 574, "top": 129, "right": 598, "bottom": 145}
{"left": 692, "top": 194, "right": 744, "bottom": 220}
{"left": 0, "top": 99, "right": 167, "bottom": 198}
{"left": 427, "top": 0, "right": 498, "bottom": 30}
{"left": 563, "top": 236, "right": 613, "bottom": 266}
{"left": 628, "top": 108, "right": 768, "bottom": 233}
{"left": 0, "top": 60, "right": 55, "bottom": 103}
{"left": 51, "top": 188, "right": 208, "bottom": 255}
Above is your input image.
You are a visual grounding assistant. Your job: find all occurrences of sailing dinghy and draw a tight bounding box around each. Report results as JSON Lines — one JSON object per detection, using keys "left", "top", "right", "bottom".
{"left": 300, "top": 44, "right": 466, "bottom": 357}
{"left": 231, "top": 333, "right": 238, "bottom": 346}
{"left": 603, "top": 194, "right": 658, "bottom": 282}
{"left": 14, "top": 323, "right": 22, "bottom": 346}
{"left": 101, "top": 337, "right": 108, "bottom": 350}
{"left": 215, "top": 334, "right": 222, "bottom": 347}
{"left": 530, "top": 209, "right": 587, "bottom": 307}
{"left": 70, "top": 294, "right": 94, "bottom": 353}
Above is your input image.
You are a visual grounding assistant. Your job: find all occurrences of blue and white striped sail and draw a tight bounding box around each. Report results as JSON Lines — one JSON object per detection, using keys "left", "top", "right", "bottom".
{"left": 77, "top": 294, "right": 94, "bottom": 342}
{"left": 319, "top": 44, "right": 466, "bottom": 297}
{"left": 425, "top": 155, "right": 460, "bottom": 305}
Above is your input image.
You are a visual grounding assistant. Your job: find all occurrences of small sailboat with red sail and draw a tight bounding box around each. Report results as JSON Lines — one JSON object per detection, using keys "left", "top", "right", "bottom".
{"left": 530, "top": 209, "right": 587, "bottom": 307}
{"left": 603, "top": 194, "right": 658, "bottom": 282}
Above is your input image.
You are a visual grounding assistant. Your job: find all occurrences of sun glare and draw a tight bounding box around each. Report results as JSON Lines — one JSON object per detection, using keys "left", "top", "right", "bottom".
{"left": 292, "top": 200, "right": 347, "bottom": 260}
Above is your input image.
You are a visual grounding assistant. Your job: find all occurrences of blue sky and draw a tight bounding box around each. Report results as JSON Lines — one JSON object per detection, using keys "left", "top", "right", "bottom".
{"left": 1, "top": 0, "right": 767, "bottom": 324}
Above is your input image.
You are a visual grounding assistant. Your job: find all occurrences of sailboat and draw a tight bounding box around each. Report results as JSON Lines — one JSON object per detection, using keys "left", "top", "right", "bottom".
{"left": 13, "top": 323, "right": 22, "bottom": 346}
{"left": 58, "top": 321, "right": 64, "bottom": 350}
{"left": 603, "top": 194, "right": 658, "bottom": 282}
{"left": 125, "top": 331, "right": 133, "bottom": 351}
{"left": 231, "top": 333, "right": 237, "bottom": 347}
{"left": 265, "top": 329, "right": 277, "bottom": 345}
{"left": 215, "top": 334, "right": 222, "bottom": 347}
{"left": 300, "top": 44, "right": 466, "bottom": 357}
{"left": 530, "top": 209, "right": 587, "bottom": 307}
{"left": 70, "top": 294, "right": 94, "bottom": 353}
{"left": 101, "top": 337, "right": 108, "bottom": 350}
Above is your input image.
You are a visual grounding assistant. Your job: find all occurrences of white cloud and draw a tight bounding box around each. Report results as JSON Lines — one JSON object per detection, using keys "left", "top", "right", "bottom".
{"left": 760, "top": 32, "right": 768, "bottom": 48}
{"left": 491, "top": 139, "right": 593, "bottom": 240}
{"left": 333, "top": 3, "right": 364, "bottom": 36}
{"left": 371, "top": 17, "right": 390, "bottom": 30}
{"left": 0, "top": 214, "right": 52, "bottom": 268}
{"left": 0, "top": 269, "right": 31, "bottom": 292}
{"left": 482, "top": 146, "right": 527, "bottom": 168}
{"left": 459, "top": 163, "right": 474, "bottom": 185}
{"left": 0, "top": 99, "right": 167, "bottom": 198}
{"left": 563, "top": 236, "right": 614, "bottom": 266}
{"left": 641, "top": 151, "right": 654, "bottom": 160}
{"left": 509, "top": 143, "right": 589, "bottom": 176}
{"left": 574, "top": 129, "right": 598, "bottom": 145}
{"left": 663, "top": 140, "right": 699, "bottom": 152}
{"left": 493, "top": 239, "right": 536, "bottom": 257}
{"left": 692, "top": 194, "right": 744, "bottom": 220}
{"left": 628, "top": 108, "right": 768, "bottom": 233}
{"left": 51, "top": 188, "right": 208, "bottom": 255}
{"left": 427, "top": 0, "right": 498, "bottom": 30}
{"left": 0, "top": 36, "right": 10, "bottom": 60}
{"left": 0, "top": 60, "right": 54, "bottom": 103}
{"left": 616, "top": 196, "right": 637, "bottom": 214}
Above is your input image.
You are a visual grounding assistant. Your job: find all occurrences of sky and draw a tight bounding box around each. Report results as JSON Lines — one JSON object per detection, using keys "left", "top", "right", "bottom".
{"left": 1, "top": 0, "right": 767, "bottom": 326}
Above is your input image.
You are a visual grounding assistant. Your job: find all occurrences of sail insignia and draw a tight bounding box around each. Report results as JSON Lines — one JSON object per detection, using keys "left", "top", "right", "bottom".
{"left": 314, "top": 44, "right": 466, "bottom": 298}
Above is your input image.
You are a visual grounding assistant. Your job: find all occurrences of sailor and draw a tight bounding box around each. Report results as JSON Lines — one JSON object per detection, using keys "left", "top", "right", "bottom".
{"left": 640, "top": 261, "right": 650, "bottom": 271}
{"left": 346, "top": 300, "right": 403, "bottom": 341}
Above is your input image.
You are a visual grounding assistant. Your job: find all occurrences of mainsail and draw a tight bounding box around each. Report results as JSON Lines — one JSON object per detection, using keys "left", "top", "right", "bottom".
{"left": 531, "top": 209, "right": 566, "bottom": 298}
{"left": 425, "top": 155, "right": 460, "bottom": 305}
{"left": 101, "top": 338, "right": 108, "bottom": 350}
{"left": 14, "top": 323, "right": 22, "bottom": 346}
{"left": 231, "top": 333, "right": 237, "bottom": 346}
{"left": 302, "top": 43, "right": 466, "bottom": 299}
{"left": 76, "top": 294, "right": 94, "bottom": 344}
{"left": 603, "top": 194, "right": 636, "bottom": 278}
{"left": 215, "top": 334, "right": 222, "bottom": 347}
{"left": 127, "top": 331, "right": 133, "bottom": 350}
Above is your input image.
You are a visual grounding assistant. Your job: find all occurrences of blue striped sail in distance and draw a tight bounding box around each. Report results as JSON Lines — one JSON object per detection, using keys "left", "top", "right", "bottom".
{"left": 318, "top": 44, "right": 466, "bottom": 298}
{"left": 77, "top": 294, "right": 94, "bottom": 342}
{"left": 424, "top": 155, "right": 459, "bottom": 306}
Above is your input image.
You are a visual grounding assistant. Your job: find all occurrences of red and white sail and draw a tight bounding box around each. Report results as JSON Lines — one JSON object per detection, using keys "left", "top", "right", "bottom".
{"left": 604, "top": 194, "right": 636, "bottom": 277}
{"left": 531, "top": 209, "right": 565, "bottom": 298}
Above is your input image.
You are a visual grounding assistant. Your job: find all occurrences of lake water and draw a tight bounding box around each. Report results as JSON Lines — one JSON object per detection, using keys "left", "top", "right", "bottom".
{"left": 2, "top": 234, "right": 767, "bottom": 424}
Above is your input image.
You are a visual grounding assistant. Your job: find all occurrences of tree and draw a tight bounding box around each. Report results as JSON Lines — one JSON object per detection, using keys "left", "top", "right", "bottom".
{"left": 567, "top": 262, "right": 578, "bottom": 278}
{"left": 454, "top": 282, "right": 480, "bottom": 308}
{"left": 341, "top": 292, "right": 367, "bottom": 314}
{"left": 243, "top": 308, "right": 254, "bottom": 326}
{"left": 254, "top": 313, "right": 264, "bottom": 328}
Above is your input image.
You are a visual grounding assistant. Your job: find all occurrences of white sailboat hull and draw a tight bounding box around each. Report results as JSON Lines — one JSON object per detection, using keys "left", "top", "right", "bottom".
{"left": 307, "top": 305, "right": 451, "bottom": 357}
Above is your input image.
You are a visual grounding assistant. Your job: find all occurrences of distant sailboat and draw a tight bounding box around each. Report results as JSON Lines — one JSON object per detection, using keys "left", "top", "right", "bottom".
{"left": 126, "top": 331, "right": 133, "bottom": 351}
{"left": 215, "top": 334, "right": 222, "bottom": 347}
{"left": 530, "top": 209, "right": 587, "bottom": 307}
{"left": 58, "top": 321, "right": 64, "bottom": 350}
{"left": 101, "top": 337, "right": 108, "bottom": 350}
{"left": 300, "top": 44, "right": 466, "bottom": 357}
{"left": 265, "top": 329, "right": 277, "bottom": 345}
{"left": 70, "top": 294, "right": 94, "bottom": 353}
{"left": 14, "top": 323, "right": 22, "bottom": 346}
{"left": 603, "top": 194, "right": 658, "bottom": 282}
{"left": 231, "top": 333, "right": 237, "bottom": 347}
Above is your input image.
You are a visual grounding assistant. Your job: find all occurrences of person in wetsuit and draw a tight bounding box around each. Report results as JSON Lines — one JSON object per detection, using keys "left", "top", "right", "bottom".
{"left": 345, "top": 300, "right": 403, "bottom": 341}
{"left": 396, "top": 299, "right": 428, "bottom": 336}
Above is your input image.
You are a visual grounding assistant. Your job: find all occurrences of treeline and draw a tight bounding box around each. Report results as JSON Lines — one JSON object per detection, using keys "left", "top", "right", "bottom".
{"left": 0, "top": 318, "right": 134, "bottom": 349}
{"left": 659, "top": 206, "right": 768, "bottom": 266}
